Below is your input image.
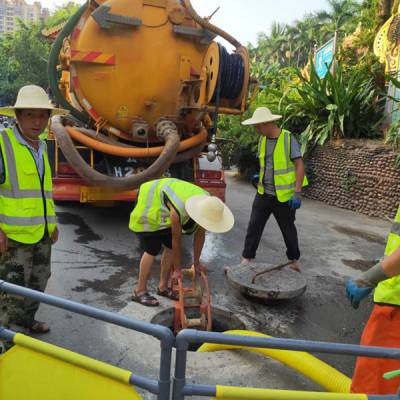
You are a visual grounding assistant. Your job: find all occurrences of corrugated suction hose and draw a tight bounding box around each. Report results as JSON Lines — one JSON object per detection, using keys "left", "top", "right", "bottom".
{"left": 197, "top": 330, "right": 352, "bottom": 393}
{"left": 51, "top": 116, "right": 182, "bottom": 190}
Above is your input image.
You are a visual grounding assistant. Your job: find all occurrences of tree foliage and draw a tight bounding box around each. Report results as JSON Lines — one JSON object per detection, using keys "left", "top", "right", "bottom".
{"left": 0, "top": 21, "right": 50, "bottom": 104}
{"left": 44, "top": 2, "right": 80, "bottom": 28}
{"left": 0, "top": 3, "right": 79, "bottom": 104}
{"left": 218, "top": 0, "right": 390, "bottom": 174}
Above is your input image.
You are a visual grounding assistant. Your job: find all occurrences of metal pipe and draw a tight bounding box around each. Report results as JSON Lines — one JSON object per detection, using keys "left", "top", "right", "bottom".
{"left": 159, "top": 341, "right": 174, "bottom": 400}
{"left": 182, "top": 384, "right": 216, "bottom": 397}
{"left": 176, "top": 329, "right": 400, "bottom": 360}
{"left": 0, "top": 281, "right": 174, "bottom": 346}
{"left": 0, "top": 327, "right": 15, "bottom": 342}
{"left": 173, "top": 341, "right": 189, "bottom": 400}
{"left": 129, "top": 375, "right": 159, "bottom": 394}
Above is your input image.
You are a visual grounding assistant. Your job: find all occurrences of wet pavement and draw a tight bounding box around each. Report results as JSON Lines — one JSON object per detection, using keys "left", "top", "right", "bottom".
{"left": 34, "top": 172, "right": 391, "bottom": 395}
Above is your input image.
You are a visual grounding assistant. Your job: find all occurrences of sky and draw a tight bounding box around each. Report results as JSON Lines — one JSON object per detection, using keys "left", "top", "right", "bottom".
{"left": 30, "top": 0, "right": 330, "bottom": 46}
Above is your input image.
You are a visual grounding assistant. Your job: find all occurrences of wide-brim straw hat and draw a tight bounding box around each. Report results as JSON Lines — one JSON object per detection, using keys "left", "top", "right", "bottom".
{"left": 185, "top": 195, "right": 234, "bottom": 233}
{"left": 241, "top": 107, "right": 282, "bottom": 125}
{"left": 0, "top": 85, "right": 68, "bottom": 117}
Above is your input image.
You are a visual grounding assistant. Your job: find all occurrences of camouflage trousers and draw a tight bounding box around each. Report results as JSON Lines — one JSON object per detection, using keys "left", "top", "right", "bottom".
{"left": 0, "top": 238, "right": 52, "bottom": 331}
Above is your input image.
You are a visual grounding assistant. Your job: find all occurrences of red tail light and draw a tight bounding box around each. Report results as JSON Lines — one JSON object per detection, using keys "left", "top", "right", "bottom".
{"left": 196, "top": 170, "right": 222, "bottom": 180}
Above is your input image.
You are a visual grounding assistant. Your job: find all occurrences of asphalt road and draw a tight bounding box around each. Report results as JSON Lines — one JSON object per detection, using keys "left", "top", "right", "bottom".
{"left": 35, "top": 172, "right": 391, "bottom": 390}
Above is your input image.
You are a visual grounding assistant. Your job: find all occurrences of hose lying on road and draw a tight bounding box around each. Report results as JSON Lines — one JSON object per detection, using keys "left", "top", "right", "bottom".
{"left": 197, "top": 330, "right": 352, "bottom": 393}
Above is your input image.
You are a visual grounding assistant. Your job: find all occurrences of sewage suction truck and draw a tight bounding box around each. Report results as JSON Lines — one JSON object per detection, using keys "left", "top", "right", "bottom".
{"left": 46, "top": 0, "right": 250, "bottom": 203}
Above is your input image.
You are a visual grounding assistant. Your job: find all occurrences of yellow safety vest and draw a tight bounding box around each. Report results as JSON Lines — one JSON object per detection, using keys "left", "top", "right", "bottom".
{"left": 0, "top": 128, "right": 56, "bottom": 244}
{"left": 129, "top": 178, "right": 208, "bottom": 233}
{"left": 257, "top": 130, "right": 308, "bottom": 202}
{"left": 374, "top": 205, "right": 400, "bottom": 306}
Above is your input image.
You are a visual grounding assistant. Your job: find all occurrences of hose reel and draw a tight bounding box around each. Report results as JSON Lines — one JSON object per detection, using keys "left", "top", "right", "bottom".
{"left": 213, "top": 44, "right": 245, "bottom": 101}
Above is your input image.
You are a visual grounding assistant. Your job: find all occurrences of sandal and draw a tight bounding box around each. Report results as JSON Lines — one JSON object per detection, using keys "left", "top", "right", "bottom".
{"left": 131, "top": 291, "right": 159, "bottom": 307}
{"left": 157, "top": 287, "right": 179, "bottom": 301}
{"left": 28, "top": 320, "right": 50, "bottom": 334}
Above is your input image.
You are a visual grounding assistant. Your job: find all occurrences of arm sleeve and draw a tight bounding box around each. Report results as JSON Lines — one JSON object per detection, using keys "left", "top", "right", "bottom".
{"left": 290, "top": 135, "right": 302, "bottom": 161}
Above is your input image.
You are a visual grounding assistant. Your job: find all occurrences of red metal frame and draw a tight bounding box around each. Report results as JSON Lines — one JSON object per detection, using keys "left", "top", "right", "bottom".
{"left": 172, "top": 266, "right": 212, "bottom": 334}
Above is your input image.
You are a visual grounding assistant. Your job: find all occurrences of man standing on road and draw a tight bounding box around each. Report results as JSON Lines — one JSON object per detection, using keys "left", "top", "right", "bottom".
{"left": 241, "top": 107, "right": 308, "bottom": 271}
{"left": 0, "top": 85, "right": 67, "bottom": 334}
{"left": 346, "top": 205, "right": 400, "bottom": 394}
{"left": 129, "top": 177, "right": 234, "bottom": 306}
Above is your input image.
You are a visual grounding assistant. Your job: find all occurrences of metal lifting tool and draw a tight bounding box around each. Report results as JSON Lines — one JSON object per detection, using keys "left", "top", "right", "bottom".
{"left": 172, "top": 266, "right": 212, "bottom": 334}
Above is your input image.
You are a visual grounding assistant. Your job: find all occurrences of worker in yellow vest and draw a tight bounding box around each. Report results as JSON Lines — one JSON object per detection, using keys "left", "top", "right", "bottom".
{"left": 129, "top": 178, "right": 234, "bottom": 306}
{"left": 240, "top": 107, "right": 308, "bottom": 271}
{"left": 0, "top": 85, "right": 67, "bottom": 334}
{"left": 346, "top": 205, "right": 400, "bottom": 394}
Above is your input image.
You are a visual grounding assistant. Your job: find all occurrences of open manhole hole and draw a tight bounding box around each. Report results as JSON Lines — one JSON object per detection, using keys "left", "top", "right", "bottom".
{"left": 151, "top": 306, "right": 247, "bottom": 351}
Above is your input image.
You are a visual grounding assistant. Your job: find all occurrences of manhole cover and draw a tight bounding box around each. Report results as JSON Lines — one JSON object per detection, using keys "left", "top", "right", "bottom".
{"left": 226, "top": 263, "right": 307, "bottom": 300}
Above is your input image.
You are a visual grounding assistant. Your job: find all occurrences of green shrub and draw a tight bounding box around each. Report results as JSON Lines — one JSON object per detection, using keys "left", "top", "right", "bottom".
{"left": 267, "top": 61, "right": 385, "bottom": 154}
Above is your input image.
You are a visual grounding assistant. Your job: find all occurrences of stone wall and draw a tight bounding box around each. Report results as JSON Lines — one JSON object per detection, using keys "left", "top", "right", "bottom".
{"left": 304, "top": 139, "right": 400, "bottom": 219}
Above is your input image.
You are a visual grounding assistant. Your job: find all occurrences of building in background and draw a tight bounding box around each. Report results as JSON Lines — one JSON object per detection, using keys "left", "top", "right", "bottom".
{"left": 0, "top": 0, "right": 49, "bottom": 34}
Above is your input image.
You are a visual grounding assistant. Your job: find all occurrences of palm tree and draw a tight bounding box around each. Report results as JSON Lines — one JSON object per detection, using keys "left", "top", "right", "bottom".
{"left": 289, "top": 16, "right": 321, "bottom": 67}
{"left": 258, "top": 22, "right": 287, "bottom": 65}
{"left": 316, "top": 0, "right": 360, "bottom": 40}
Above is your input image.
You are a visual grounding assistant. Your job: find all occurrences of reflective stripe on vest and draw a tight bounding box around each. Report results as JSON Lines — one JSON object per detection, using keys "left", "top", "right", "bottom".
{"left": 374, "top": 205, "right": 400, "bottom": 306}
{"left": 129, "top": 178, "right": 207, "bottom": 233}
{"left": 0, "top": 129, "right": 56, "bottom": 243}
{"left": 257, "top": 130, "right": 308, "bottom": 202}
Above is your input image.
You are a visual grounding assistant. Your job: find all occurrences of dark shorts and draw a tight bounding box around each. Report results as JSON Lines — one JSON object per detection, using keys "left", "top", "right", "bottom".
{"left": 137, "top": 229, "right": 172, "bottom": 256}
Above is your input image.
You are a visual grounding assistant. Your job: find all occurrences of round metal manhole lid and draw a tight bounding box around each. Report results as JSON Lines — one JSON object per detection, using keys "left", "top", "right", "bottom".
{"left": 226, "top": 263, "right": 307, "bottom": 300}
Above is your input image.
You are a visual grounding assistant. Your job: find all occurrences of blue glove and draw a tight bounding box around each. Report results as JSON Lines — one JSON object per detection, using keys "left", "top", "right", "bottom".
{"left": 251, "top": 173, "right": 259, "bottom": 189}
{"left": 345, "top": 279, "right": 373, "bottom": 309}
{"left": 288, "top": 192, "right": 302, "bottom": 210}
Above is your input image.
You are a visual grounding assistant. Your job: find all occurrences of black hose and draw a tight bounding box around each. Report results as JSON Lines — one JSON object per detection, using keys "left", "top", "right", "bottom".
{"left": 217, "top": 45, "right": 245, "bottom": 100}
{"left": 47, "top": 4, "right": 90, "bottom": 124}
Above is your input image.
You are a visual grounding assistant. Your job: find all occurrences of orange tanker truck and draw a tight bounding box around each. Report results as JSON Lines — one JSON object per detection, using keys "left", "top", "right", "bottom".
{"left": 46, "top": 0, "right": 251, "bottom": 203}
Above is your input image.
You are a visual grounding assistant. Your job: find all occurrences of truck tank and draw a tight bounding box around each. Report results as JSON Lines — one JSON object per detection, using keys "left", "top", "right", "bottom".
{"left": 48, "top": 0, "right": 250, "bottom": 201}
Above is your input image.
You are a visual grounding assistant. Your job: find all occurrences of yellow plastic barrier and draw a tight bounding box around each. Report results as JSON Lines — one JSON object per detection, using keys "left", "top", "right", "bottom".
{"left": 216, "top": 385, "right": 367, "bottom": 400}
{"left": 197, "top": 330, "right": 351, "bottom": 393}
{"left": 0, "top": 333, "right": 142, "bottom": 400}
